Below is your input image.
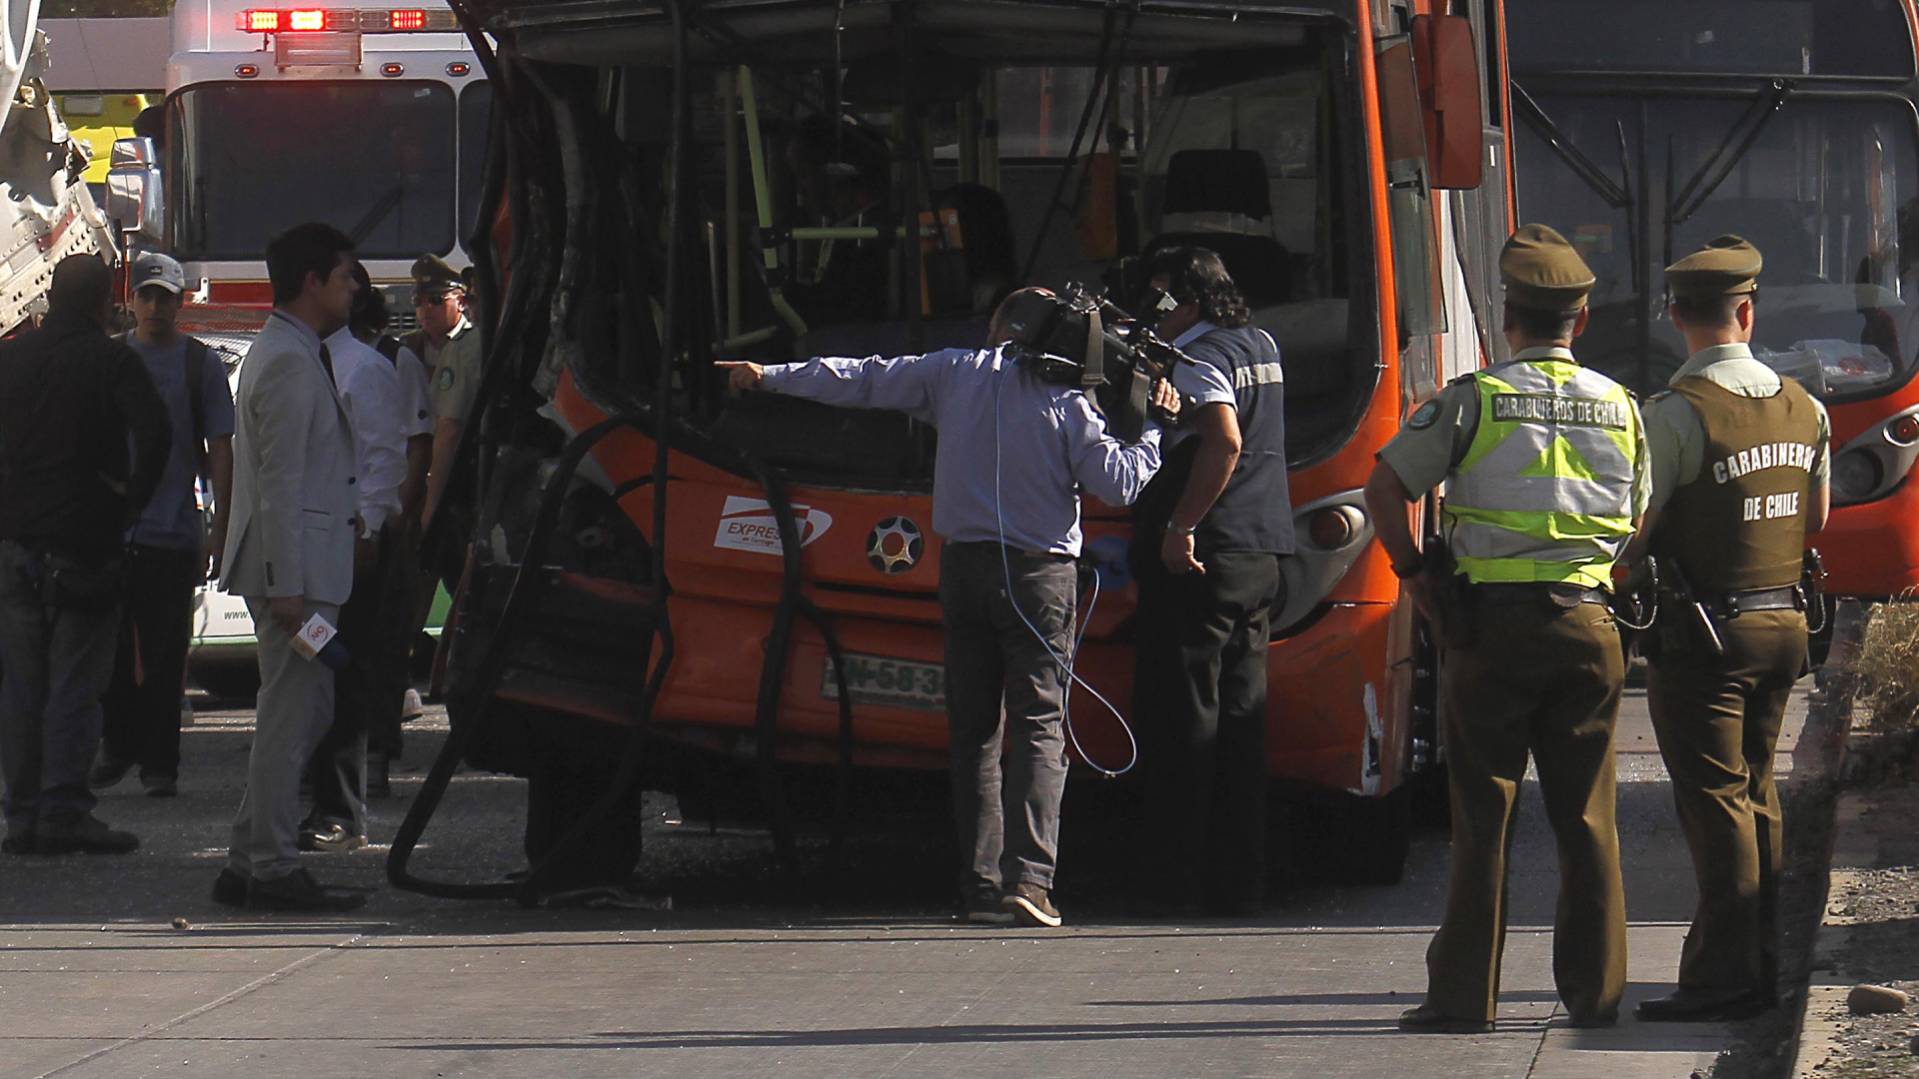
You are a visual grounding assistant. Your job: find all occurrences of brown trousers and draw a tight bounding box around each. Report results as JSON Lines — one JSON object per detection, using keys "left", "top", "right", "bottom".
{"left": 1426, "top": 594, "right": 1628, "bottom": 1024}
{"left": 1646, "top": 608, "right": 1805, "bottom": 996}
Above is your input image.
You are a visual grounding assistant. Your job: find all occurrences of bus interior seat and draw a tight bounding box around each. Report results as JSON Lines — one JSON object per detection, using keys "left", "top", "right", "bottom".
{"left": 935, "top": 182, "right": 1019, "bottom": 314}
{"left": 1143, "top": 148, "right": 1292, "bottom": 305}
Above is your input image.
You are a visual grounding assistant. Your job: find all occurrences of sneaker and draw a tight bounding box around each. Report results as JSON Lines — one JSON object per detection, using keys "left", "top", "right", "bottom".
{"left": 88, "top": 754, "right": 134, "bottom": 791}
{"left": 141, "top": 773, "right": 178, "bottom": 798}
{"left": 247, "top": 868, "right": 367, "bottom": 912}
{"left": 401, "top": 688, "right": 424, "bottom": 721}
{"left": 1003, "top": 882, "right": 1062, "bottom": 928}
{"left": 299, "top": 823, "right": 367, "bottom": 853}
{"left": 962, "top": 885, "right": 1013, "bottom": 925}
{"left": 211, "top": 868, "right": 249, "bottom": 908}
{"left": 35, "top": 815, "right": 139, "bottom": 855}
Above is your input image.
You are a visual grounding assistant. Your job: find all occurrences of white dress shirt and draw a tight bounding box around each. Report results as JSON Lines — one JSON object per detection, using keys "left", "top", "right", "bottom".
{"left": 324, "top": 327, "right": 407, "bottom": 535}
{"left": 394, "top": 341, "right": 434, "bottom": 439}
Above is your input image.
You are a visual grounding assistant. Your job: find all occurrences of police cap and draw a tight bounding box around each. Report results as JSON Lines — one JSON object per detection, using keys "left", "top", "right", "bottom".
{"left": 1499, "top": 224, "right": 1595, "bottom": 312}
{"left": 410, "top": 254, "right": 464, "bottom": 297}
{"left": 1665, "top": 235, "right": 1762, "bottom": 298}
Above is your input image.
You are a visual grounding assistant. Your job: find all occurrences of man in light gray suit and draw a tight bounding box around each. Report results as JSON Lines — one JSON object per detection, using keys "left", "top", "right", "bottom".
{"left": 212, "top": 222, "right": 366, "bottom": 912}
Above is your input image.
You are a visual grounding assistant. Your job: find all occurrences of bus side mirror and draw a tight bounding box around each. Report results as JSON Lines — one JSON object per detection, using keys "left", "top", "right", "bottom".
{"left": 105, "top": 136, "right": 163, "bottom": 242}
{"left": 1412, "top": 14, "right": 1484, "bottom": 190}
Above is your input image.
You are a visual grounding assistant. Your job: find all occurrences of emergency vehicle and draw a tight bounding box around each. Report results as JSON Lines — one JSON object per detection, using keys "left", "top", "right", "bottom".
{"left": 104, "top": 0, "right": 486, "bottom": 691}
{"left": 400, "top": 0, "right": 1517, "bottom": 891}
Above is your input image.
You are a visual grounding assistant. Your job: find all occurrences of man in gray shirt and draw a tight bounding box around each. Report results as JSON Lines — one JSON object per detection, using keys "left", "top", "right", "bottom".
{"left": 94, "top": 253, "right": 235, "bottom": 798}
{"left": 719, "top": 288, "right": 1170, "bottom": 927}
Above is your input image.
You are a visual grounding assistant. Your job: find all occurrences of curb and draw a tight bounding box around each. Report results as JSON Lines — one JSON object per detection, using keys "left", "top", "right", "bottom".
{"left": 1785, "top": 616, "right": 1919, "bottom": 1075}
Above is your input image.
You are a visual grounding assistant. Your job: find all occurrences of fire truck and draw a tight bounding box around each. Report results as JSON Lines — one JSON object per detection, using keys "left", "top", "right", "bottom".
{"left": 392, "top": 0, "right": 1518, "bottom": 897}
{"left": 104, "top": 0, "right": 487, "bottom": 690}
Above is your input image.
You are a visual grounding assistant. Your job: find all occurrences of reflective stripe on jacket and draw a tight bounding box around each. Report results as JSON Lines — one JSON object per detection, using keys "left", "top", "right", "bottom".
{"left": 1443, "top": 358, "right": 1639, "bottom": 589}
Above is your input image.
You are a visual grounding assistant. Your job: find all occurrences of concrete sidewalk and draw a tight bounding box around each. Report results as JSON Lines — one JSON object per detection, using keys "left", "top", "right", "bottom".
{"left": 0, "top": 688, "right": 1829, "bottom": 1078}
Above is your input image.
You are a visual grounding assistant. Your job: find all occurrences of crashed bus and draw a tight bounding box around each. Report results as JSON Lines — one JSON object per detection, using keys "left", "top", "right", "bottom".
{"left": 409, "top": 0, "right": 1517, "bottom": 893}
{"left": 1509, "top": 0, "right": 1919, "bottom": 605}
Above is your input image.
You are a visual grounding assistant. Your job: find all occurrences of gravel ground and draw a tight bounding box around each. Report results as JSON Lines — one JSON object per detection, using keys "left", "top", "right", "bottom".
{"left": 1809, "top": 779, "right": 1919, "bottom": 1078}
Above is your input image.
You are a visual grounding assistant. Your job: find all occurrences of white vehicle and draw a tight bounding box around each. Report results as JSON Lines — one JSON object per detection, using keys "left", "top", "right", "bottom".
{"left": 104, "top": 0, "right": 486, "bottom": 690}
{"left": 0, "top": 2, "right": 116, "bottom": 334}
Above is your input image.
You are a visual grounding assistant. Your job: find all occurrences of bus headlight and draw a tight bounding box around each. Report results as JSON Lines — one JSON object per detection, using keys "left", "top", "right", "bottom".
{"left": 1832, "top": 449, "right": 1882, "bottom": 503}
{"left": 1830, "top": 405, "right": 1919, "bottom": 506}
{"left": 1274, "top": 491, "right": 1374, "bottom": 635}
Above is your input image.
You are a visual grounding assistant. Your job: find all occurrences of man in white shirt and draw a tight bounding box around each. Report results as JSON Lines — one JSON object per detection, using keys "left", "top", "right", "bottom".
{"left": 300, "top": 262, "right": 408, "bottom": 850}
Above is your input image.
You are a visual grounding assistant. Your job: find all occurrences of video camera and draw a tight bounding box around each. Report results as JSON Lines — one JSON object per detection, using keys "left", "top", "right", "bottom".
{"left": 998, "top": 282, "right": 1190, "bottom": 442}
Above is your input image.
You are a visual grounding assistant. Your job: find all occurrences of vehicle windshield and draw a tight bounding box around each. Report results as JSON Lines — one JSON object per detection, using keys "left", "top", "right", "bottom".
{"left": 459, "top": 81, "right": 493, "bottom": 243}
{"left": 677, "top": 33, "right": 1360, "bottom": 486}
{"left": 167, "top": 80, "right": 459, "bottom": 260}
{"left": 1516, "top": 93, "right": 1919, "bottom": 401}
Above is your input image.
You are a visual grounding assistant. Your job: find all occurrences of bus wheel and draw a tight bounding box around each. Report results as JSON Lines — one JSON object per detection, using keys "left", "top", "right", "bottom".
{"left": 1288, "top": 783, "right": 1412, "bottom": 886}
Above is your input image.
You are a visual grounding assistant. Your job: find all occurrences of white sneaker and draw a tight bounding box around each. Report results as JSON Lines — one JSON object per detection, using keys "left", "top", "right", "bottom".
{"left": 402, "top": 688, "right": 424, "bottom": 721}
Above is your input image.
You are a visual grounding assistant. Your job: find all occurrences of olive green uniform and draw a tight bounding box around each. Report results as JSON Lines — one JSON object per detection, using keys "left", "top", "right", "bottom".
{"left": 424, "top": 318, "right": 482, "bottom": 424}
{"left": 1382, "top": 352, "right": 1646, "bottom": 1025}
{"left": 1643, "top": 341, "right": 1828, "bottom": 999}
{"left": 1386, "top": 225, "right": 1645, "bottom": 1029}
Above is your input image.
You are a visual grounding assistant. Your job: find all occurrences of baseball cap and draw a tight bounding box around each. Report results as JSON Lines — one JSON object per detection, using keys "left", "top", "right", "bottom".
{"left": 131, "top": 252, "right": 186, "bottom": 295}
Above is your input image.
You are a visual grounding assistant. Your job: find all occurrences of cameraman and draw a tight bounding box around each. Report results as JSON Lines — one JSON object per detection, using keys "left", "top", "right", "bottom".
{"left": 1131, "top": 247, "right": 1293, "bottom": 916}
{"left": 718, "top": 288, "right": 1173, "bottom": 929}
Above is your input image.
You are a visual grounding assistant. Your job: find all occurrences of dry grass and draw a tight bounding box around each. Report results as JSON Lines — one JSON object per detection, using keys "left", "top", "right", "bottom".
{"left": 1854, "top": 595, "right": 1919, "bottom": 732}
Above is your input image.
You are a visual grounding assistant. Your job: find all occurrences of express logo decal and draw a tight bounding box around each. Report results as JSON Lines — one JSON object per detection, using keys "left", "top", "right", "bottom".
{"left": 866, "top": 516, "right": 923, "bottom": 574}
{"left": 712, "top": 496, "right": 833, "bottom": 555}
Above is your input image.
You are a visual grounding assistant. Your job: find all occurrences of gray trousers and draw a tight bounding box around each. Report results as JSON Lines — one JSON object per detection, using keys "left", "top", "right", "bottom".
{"left": 0, "top": 540, "right": 120, "bottom": 835}
{"left": 227, "top": 596, "right": 339, "bottom": 881}
{"left": 939, "top": 542, "right": 1075, "bottom": 893}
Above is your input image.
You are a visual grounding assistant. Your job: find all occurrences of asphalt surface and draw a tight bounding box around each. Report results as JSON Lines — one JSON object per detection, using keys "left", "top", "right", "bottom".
{"left": 0, "top": 684, "right": 1815, "bottom": 1078}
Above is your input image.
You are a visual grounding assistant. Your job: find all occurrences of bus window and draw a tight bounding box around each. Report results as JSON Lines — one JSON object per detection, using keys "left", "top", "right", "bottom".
{"left": 674, "top": 30, "right": 1365, "bottom": 485}
{"left": 1375, "top": 36, "right": 1448, "bottom": 344}
{"left": 1517, "top": 92, "right": 1919, "bottom": 398}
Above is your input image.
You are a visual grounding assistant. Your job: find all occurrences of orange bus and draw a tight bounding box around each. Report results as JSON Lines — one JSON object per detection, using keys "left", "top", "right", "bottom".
{"left": 426, "top": 0, "right": 1515, "bottom": 888}
{"left": 1508, "top": 0, "right": 1919, "bottom": 604}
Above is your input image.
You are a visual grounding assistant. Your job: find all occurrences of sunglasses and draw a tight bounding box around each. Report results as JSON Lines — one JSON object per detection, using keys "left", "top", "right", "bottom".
{"left": 413, "top": 291, "right": 458, "bottom": 305}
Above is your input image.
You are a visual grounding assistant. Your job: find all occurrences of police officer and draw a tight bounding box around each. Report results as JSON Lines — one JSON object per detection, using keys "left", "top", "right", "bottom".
{"left": 1130, "top": 246, "right": 1293, "bottom": 914}
{"left": 1631, "top": 237, "right": 1829, "bottom": 1023}
{"left": 1364, "top": 225, "right": 1645, "bottom": 1032}
{"left": 409, "top": 254, "right": 481, "bottom": 530}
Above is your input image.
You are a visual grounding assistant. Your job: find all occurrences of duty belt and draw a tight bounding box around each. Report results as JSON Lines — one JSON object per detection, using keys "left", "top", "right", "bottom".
{"left": 1473, "top": 582, "right": 1610, "bottom": 606}
{"left": 1703, "top": 585, "right": 1802, "bottom": 618}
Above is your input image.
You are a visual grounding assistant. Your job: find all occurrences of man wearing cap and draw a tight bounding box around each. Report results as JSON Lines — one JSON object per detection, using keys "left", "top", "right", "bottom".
{"left": 93, "top": 252, "right": 235, "bottom": 799}
{"left": 1629, "top": 237, "right": 1829, "bottom": 1023}
{"left": 1364, "top": 224, "right": 1646, "bottom": 1032}
{"left": 408, "top": 254, "right": 482, "bottom": 531}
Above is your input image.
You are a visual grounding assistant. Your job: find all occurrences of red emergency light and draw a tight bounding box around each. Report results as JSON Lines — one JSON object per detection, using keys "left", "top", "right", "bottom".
{"left": 236, "top": 8, "right": 455, "bottom": 33}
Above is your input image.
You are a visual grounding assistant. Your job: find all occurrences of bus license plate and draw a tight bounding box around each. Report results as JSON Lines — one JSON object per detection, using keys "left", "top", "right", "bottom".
{"left": 821, "top": 653, "right": 945, "bottom": 712}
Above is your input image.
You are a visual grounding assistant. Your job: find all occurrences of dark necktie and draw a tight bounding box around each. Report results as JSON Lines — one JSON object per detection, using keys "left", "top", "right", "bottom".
{"left": 319, "top": 343, "right": 336, "bottom": 385}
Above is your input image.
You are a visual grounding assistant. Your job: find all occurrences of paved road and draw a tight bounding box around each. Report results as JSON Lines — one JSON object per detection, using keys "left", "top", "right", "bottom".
{"left": 0, "top": 685, "right": 1812, "bottom": 1078}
